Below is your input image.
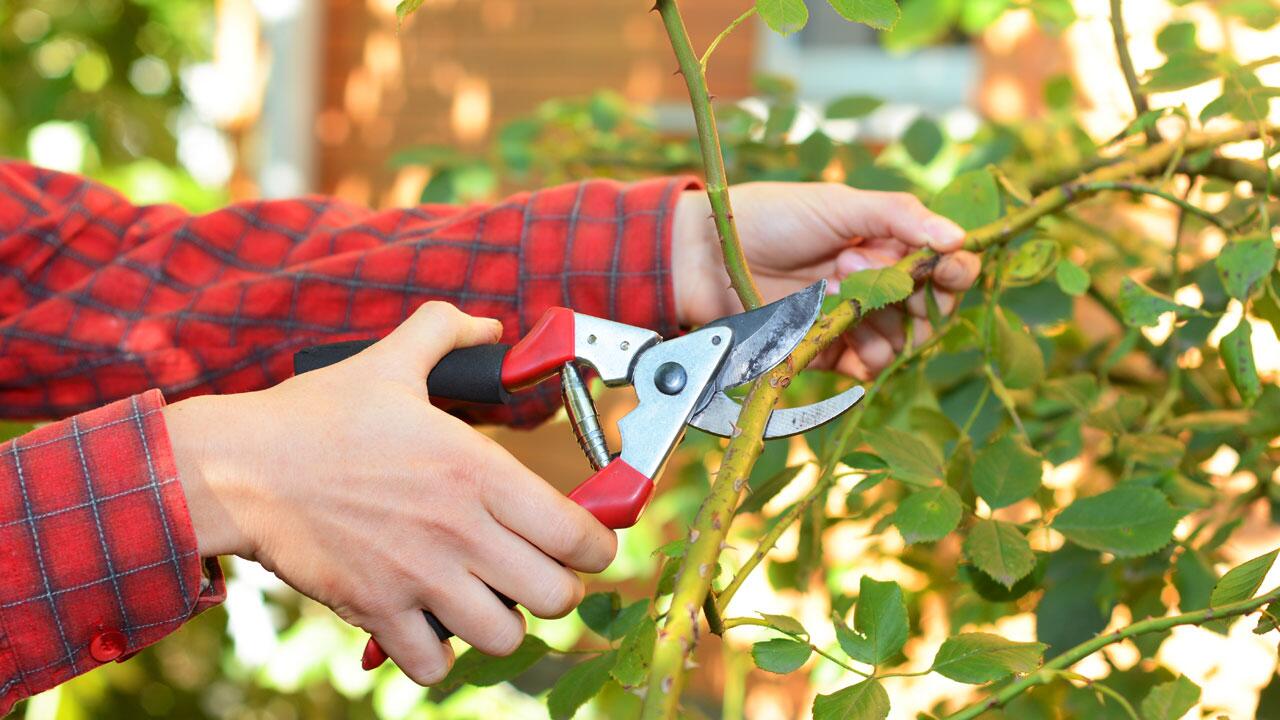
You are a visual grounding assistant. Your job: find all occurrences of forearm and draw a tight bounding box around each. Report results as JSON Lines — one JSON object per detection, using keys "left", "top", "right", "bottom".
{"left": 0, "top": 161, "right": 697, "bottom": 426}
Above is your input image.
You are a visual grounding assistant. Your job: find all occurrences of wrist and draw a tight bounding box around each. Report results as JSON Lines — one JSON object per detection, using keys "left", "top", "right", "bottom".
{"left": 162, "top": 395, "right": 260, "bottom": 559}
{"left": 671, "top": 190, "right": 733, "bottom": 327}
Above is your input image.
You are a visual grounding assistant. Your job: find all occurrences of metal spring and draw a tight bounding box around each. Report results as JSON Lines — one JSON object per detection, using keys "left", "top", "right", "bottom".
{"left": 560, "top": 363, "right": 611, "bottom": 470}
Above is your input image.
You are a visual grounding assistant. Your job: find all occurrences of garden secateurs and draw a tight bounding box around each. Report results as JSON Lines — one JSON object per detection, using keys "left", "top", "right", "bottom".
{"left": 292, "top": 280, "right": 865, "bottom": 669}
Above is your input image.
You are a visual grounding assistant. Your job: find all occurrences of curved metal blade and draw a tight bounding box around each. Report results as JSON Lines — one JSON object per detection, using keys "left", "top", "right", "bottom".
{"left": 688, "top": 385, "right": 866, "bottom": 439}
{"left": 702, "top": 280, "right": 825, "bottom": 395}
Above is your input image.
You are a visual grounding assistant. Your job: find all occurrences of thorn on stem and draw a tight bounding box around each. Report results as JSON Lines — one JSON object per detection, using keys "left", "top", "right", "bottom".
{"left": 689, "top": 529, "right": 700, "bottom": 543}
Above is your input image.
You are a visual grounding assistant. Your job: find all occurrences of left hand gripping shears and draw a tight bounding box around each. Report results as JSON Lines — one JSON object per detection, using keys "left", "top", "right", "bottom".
{"left": 292, "top": 280, "right": 864, "bottom": 669}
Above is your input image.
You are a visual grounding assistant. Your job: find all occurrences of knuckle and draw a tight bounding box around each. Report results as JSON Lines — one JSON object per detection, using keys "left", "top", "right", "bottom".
{"left": 536, "top": 573, "right": 584, "bottom": 618}
{"left": 482, "top": 616, "right": 525, "bottom": 656}
{"left": 891, "top": 191, "right": 925, "bottom": 210}
{"left": 409, "top": 657, "right": 450, "bottom": 686}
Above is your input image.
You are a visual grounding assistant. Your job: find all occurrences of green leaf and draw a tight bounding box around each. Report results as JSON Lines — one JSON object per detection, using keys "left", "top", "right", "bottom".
{"left": 1156, "top": 21, "right": 1198, "bottom": 54}
{"left": 835, "top": 577, "right": 909, "bottom": 665}
{"left": 1031, "top": 0, "right": 1076, "bottom": 29}
{"left": 751, "top": 638, "right": 812, "bottom": 673}
{"left": 891, "top": 486, "right": 963, "bottom": 543}
{"left": 1252, "top": 271, "right": 1280, "bottom": 338}
{"left": 1175, "top": 549, "right": 1216, "bottom": 611}
{"left": 827, "top": 94, "right": 884, "bottom": 119}
{"left": 396, "top": 0, "right": 425, "bottom": 23}
{"left": 1144, "top": 52, "right": 1220, "bottom": 92}
{"left": 756, "top": 0, "right": 810, "bottom": 35}
{"left": 798, "top": 131, "right": 836, "bottom": 175}
{"left": 1051, "top": 486, "right": 1183, "bottom": 557}
{"left": 930, "top": 170, "right": 1001, "bottom": 231}
{"left": 575, "top": 594, "right": 645, "bottom": 640}
{"left": 1255, "top": 602, "right": 1279, "bottom": 634}
{"left": 863, "top": 426, "right": 944, "bottom": 485}
{"left": 1216, "top": 236, "right": 1277, "bottom": 300}
{"left": 1221, "top": 318, "right": 1261, "bottom": 406}
{"left": 547, "top": 651, "right": 617, "bottom": 720}
{"left": 435, "top": 635, "right": 549, "bottom": 692}
{"left": 1141, "top": 676, "right": 1202, "bottom": 720}
{"left": 826, "top": 0, "right": 901, "bottom": 29}
{"left": 1211, "top": 548, "right": 1278, "bottom": 607}
{"left": 1006, "top": 239, "right": 1060, "bottom": 285}
{"left": 972, "top": 434, "right": 1043, "bottom": 509}
{"left": 993, "top": 309, "right": 1045, "bottom": 390}
{"left": 930, "top": 632, "right": 1046, "bottom": 683}
{"left": 611, "top": 617, "right": 656, "bottom": 687}
{"left": 883, "top": 0, "right": 962, "bottom": 52}
{"left": 963, "top": 519, "right": 1037, "bottom": 588}
{"left": 902, "top": 116, "right": 944, "bottom": 165}
{"left": 757, "top": 612, "right": 808, "bottom": 636}
{"left": 1055, "top": 258, "right": 1090, "bottom": 296}
{"left": 812, "top": 680, "right": 890, "bottom": 720}
{"left": 1116, "top": 433, "right": 1185, "bottom": 468}
{"left": 1117, "top": 277, "right": 1197, "bottom": 328}
{"left": 840, "top": 266, "right": 914, "bottom": 311}
{"left": 577, "top": 592, "right": 621, "bottom": 637}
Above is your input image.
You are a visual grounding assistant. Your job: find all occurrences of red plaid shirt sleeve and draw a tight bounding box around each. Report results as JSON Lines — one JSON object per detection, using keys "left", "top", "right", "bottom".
{"left": 0, "top": 159, "right": 699, "bottom": 711}
{"left": 0, "top": 389, "right": 224, "bottom": 714}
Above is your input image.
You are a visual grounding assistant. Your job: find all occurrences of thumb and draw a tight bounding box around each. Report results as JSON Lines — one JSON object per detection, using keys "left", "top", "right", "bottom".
{"left": 371, "top": 301, "right": 504, "bottom": 377}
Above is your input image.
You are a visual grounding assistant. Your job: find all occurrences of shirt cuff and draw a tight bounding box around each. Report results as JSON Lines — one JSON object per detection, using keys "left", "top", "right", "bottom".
{"left": 0, "top": 389, "right": 224, "bottom": 714}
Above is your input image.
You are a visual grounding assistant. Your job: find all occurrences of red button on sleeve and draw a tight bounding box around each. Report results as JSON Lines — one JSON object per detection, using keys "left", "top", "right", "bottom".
{"left": 89, "top": 630, "right": 127, "bottom": 662}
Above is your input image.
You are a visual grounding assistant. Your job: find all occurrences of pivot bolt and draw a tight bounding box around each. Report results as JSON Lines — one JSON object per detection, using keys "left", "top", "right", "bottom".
{"left": 655, "top": 362, "right": 687, "bottom": 395}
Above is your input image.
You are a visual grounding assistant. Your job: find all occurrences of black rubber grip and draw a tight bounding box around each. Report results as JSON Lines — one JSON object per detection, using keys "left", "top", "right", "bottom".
{"left": 292, "top": 340, "right": 511, "bottom": 404}
{"left": 426, "top": 343, "right": 511, "bottom": 404}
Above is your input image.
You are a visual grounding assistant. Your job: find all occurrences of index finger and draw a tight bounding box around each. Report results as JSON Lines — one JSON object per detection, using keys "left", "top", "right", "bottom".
{"left": 832, "top": 189, "right": 967, "bottom": 252}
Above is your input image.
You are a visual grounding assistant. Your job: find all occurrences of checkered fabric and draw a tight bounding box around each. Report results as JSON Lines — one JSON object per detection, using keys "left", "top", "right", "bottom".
{"left": 0, "top": 390, "right": 222, "bottom": 714}
{"left": 0, "top": 159, "right": 696, "bottom": 712}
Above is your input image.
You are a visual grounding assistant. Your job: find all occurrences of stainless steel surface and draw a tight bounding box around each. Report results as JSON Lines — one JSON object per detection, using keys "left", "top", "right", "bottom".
{"left": 688, "top": 385, "right": 866, "bottom": 439}
{"left": 561, "top": 363, "right": 611, "bottom": 470}
{"left": 574, "top": 314, "right": 660, "bottom": 385}
{"left": 701, "top": 281, "right": 825, "bottom": 398}
{"left": 617, "top": 326, "right": 732, "bottom": 478}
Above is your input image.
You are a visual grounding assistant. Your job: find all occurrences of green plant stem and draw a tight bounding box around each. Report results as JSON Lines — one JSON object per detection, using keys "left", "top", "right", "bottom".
{"left": 983, "top": 363, "right": 1029, "bottom": 438}
{"left": 642, "top": 123, "right": 1277, "bottom": 720}
{"left": 1069, "top": 180, "right": 1228, "bottom": 228}
{"left": 942, "top": 586, "right": 1280, "bottom": 720}
{"left": 700, "top": 7, "right": 756, "bottom": 71}
{"left": 721, "top": 617, "right": 870, "bottom": 677}
{"left": 1108, "top": 0, "right": 1158, "bottom": 144}
{"left": 657, "top": 0, "right": 764, "bottom": 309}
{"left": 1029, "top": 140, "right": 1280, "bottom": 197}
{"left": 710, "top": 127, "right": 1278, "bottom": 624}
{"left": 715, "top": 321, "right": 927, "bottom": 613}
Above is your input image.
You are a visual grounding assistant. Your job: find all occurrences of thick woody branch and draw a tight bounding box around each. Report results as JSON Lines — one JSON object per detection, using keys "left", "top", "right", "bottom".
{"left": 657, "top": 0, "right": 764, "bottom": 309}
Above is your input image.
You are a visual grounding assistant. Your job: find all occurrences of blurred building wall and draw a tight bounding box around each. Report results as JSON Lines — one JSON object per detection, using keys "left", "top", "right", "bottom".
{"left": 315, "top": 0, "right": 756, "bottom": 206}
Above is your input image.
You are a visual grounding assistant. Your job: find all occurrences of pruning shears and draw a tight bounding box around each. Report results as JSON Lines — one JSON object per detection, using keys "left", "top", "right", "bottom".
{"left": 292, "top": 280, "right": 864, "bottom": 670}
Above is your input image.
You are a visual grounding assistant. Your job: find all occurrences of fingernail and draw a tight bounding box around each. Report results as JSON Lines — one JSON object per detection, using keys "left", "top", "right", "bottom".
{"left": 362, "top": 641, "right": 389, "bottom": 670}
{"left": 923, "top": 217, "right": 965, "bottom": 251}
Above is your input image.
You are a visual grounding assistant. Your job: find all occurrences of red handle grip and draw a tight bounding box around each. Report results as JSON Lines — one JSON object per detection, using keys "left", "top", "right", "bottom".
{"left": 362, "top": 458, "right": 655, "bottom": 671}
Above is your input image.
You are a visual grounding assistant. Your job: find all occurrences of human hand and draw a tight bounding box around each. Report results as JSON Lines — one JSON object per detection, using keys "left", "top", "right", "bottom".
{"left": 671, "top": 182, "right": 982, "bottom": 379}
{"left": 163, "top": 302, "right": 617, "bottom": 684}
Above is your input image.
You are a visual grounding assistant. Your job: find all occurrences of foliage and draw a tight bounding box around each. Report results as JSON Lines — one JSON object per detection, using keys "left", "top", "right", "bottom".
{"left": 391, "top": 0, "right": 1280, "bottom": 716}
{"left": 13, "top": 0, "right": 1277, "bottom": 715}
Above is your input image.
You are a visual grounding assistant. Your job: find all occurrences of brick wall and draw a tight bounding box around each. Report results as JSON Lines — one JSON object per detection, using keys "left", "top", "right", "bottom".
{"left": 316, "top": 0, "right": 754, "bottom": 205}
